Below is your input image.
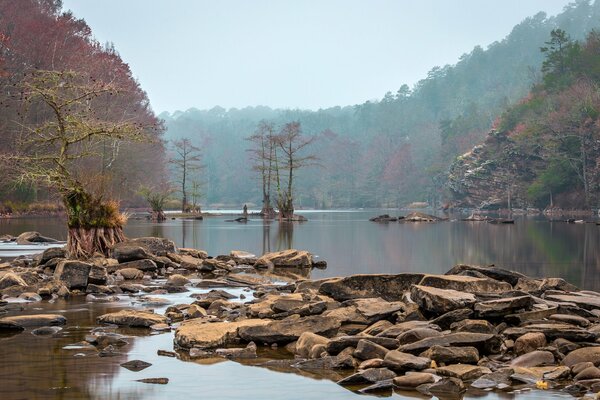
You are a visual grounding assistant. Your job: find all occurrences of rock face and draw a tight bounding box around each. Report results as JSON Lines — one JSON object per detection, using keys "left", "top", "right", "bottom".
{"left": 410, "top": 285, "right": 476, "bottom": 314}
{"left": 254, "top": 249, "right": 312, "bottom": 268}
{"left": 54, "top": 261, "right": 91, "bottom": 289}
{"left": 97, "top": 310, "right": 167, "bottom": 327}
{"left": 318, "top": 274, "right": 425, "bottom": 301}
{"left": 175, "top": 319, "right": 269, "bottom": 349}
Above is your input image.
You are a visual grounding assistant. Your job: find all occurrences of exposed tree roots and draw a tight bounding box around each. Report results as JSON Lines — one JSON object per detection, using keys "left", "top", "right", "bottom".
{"left": 67, "top": 226, "right": 126, "bottom": 259}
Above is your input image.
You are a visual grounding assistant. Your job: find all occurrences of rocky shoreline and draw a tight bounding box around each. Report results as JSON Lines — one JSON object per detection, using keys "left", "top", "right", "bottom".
{"left": 2, "top": 234, "right": 600, "bottom": 398}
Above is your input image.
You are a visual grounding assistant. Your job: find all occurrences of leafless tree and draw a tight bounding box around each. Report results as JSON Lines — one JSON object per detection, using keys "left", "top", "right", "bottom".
{"left": 169, "top": 138, "right": 203, "bottom": 212}
{"left": 246, "top": 120, "right": 276, "bottom": 217}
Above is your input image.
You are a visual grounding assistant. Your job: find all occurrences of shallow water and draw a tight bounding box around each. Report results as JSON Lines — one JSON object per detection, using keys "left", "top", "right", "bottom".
{"left": 0, "top": 210, "right": 597, "bottom": 399}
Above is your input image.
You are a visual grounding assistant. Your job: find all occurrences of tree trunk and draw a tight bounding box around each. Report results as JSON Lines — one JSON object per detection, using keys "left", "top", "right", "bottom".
{"left": 67, "top": 225, "right": 125, "bottom": 259}
{"left": 152, "top": 210, "right": 166, "bottom": 222}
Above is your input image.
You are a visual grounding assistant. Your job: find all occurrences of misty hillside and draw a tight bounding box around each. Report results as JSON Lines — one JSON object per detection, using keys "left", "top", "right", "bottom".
{"left": 161, "top": 1, "right": 600, "bottom": 208}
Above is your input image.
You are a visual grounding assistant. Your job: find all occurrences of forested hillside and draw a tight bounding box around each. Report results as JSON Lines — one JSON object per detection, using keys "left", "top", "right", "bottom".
{"left": 0, "top": 0, "right": 167, "bottom": 209}
{"left": 449, "top": 28, "right": 600, "bottom": 210}
{"left": 162, "top": 0, "right": 600, "bottom": 208}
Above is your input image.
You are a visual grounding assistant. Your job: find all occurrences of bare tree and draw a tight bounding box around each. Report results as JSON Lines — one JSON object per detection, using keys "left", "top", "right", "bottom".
{"left": 246, "top": 120, "right": 276, "bottom": 217}
{"left": 169, "top": 138, "right": 203, "bottom": 212}
{"left": 3, "top": 70, "right": 156, "bottom": 258}
{"left": 275, "top": 122, "right": 316, "bottom": 220}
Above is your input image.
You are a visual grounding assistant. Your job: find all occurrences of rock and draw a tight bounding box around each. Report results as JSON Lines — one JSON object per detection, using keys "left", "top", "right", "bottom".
{"left": 128, "top": 237, "right": 176, "bottom": 256}
{"left": 136, "top": 378, "right": 168, "bottom": 385}
{"left": 399, "top": 332, "right": 501, "bottom": 355}
{"left": 346, "top": 297, "right": 405, "bottom": 322}
{"left": 230, "top": 250, "right": 256, "bottom": 261}
{"left": 410, "top": 285, "right": 476, "bottom": 314}
{"left": 354, "top": 339, "right": 390, "bottom": 361}
{"left": 474, "top": 295, "right": 534, "bottom": 317}
{"left": 383, "top": 350, "right": 431, "bottom": 372}
{"left": 327, "top": 336, "right": 399, "bottom": 355}
{"left": 420, "top": 346, "right": 479, "bottom": 364}
{"left": 471, "top": 368, "right": 514, "bottom": 389}
{"left": 97, "top": 310, "right": 167, "bottom": 327}
{"left": 111, "top": 243, "right": 152, "bottom": 262}
{"left": 179, "top": 248, "right": 208, "bottom": 259}
{"left": 0, "top": 314, "right": 66, "bottom": 329}
{"left": 337, "top": 367, "right": 396, "bottom": 385}
{"left": 88, "top": 265, "right": 108, "bottom": 285}
{"left": 544, "top": 294, "right": 600, "bottom": 310}
{"left": 359, "top": 359, "right": 385, "bottom": 369}
{"left": 510, "top": 350, "right": 555, "bottom": 367}
{"left": 31, "top": 326, "right": 62, "bottom": 336}
{"left": 422, "top": 377, "right": 465, "bottom": 397}
{"left": 0, "top": 273, "right": 28, "bottom": 290}
{"left": 118, "top": 268, "right": 144, "bottom": 280}
{"left": 450, "top": 319, "right": 495, "bottom": 334}
{"left": 54, "top": 260, "right": 91, "bottom": 289}
{"left": 254, "top": 249, "right": 312, "bottom": 268}
{"left": 397, "top": 328, "right": 442, "bottom": 344}
{"left": 376, "top": 321, "right": 440, "bottom": 338}
{"left": 166, "top": 274, "right": 190, "bottom": 287}
{"left": 393, "top": 372, "right": 436, "bottom": 389}
{"left": 358, "top": 379, "right": 394, "bottom": 394}
{"left": 108, "top": 259, "right": 158, "bottom": 274}
{"left": 572, "top": 361, "right": 596, "bottom": 375}
{"left": 549, "top": 313, "right": 590, "bottom": 327}
{"left": 16, "top": 231, "right": 58, "bottom": 244}
{"left": 238, "top": 315, "right": 341, "bottom": 344}
{"left": 361, "top": 320, "right": 394, "bottom": 336}
{"left": 503, "top": 323, "right": 596, "bottom": 342}
{"left": 445, "top": 264, "right": 527, "bottom": 286}
{"left": 39, "top": 247, "right": 67, "bottom": 265}
{"left": 563, "top": 347, "right": 600, "bottom": 367}
{"left": 403, "top": 212, "right": 443, "bottom": 222}
{"left": 431, "top": 308, "right": 474, "bottom": 330}
{"left": 436, "top": 364, "right": 491, "bottom": 380}
{"left": 575, "top": 366, "right": 600, "bottom": 381}
{"left": 418, "top": 274, "right": 512, "bottom": 294}
{"left": 175, "top": 319, "right": 269, "bottom": 349}
{"left": 296, "top": 332, "right": 330, "bottom": 359}
{"left": 121, "top": 360, "right": 152, "bottom": 372}
{"left": 215, "top": 342, "right": 258, "bottom": 359}
{"left": 555, "top": 338, "right": 579, "bottom": 355}
{"left": 505, "top": 307, "right": 559, "bottom": 324}
{"left": 293, "top": 353, "right": 356, "bottom": 370}
{"left": 318, "top": 273, "right": 425, "bottom": 301}
{"left": 185, "top": 304, "right": 207, "bottom": 319}
{"left": 369, "top": 214, "right": 398, "bottom": 222}
{"left": 514, "top": 332, "right": 546, "bottom": 355}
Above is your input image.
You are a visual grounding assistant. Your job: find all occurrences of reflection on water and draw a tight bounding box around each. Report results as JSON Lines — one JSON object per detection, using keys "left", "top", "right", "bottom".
{"left": 2, "top": 211, "right": 600, "bottom": 290}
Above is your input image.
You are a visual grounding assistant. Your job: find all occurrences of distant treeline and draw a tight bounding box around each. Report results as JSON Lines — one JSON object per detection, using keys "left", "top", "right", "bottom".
{"left": 162, "top": 0, "right": 600, "bottom": 208}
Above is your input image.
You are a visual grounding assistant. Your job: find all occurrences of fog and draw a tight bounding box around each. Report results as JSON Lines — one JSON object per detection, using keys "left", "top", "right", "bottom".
{"left": 62, "top": 0, "right": 573, "bottom": 112}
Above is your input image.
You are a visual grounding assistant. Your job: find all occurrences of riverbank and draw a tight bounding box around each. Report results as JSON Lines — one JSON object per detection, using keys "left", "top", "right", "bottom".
{"left": 1, "top": 234, "right": 600, "bottom": 399}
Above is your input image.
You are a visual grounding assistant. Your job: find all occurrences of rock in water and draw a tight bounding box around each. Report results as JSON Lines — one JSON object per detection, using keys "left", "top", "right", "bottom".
{"left": 121, "top": 359, "right": 152, "bottom": 372}
{"left": 54, "top": 260, "right": 92, "bottom": 289}
{"left": 97, "top": 310, "right": 167, "bottom": 327}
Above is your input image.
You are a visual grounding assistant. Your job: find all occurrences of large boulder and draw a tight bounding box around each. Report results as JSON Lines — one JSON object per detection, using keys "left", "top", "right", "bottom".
{"left": 127, "top": 237, "right": 176, "bottom": 256}
{"left": 514, "top": 332, "right": 547, "bottom": 355}
{"left": 410, "top": 285, "right": 476, "bottom": 314}
{"left": 238, "top": 315, "right": 341, "bottom": 344}
{"left": 97, "top": 310, "right": 167, "bottom": 327}
{"left": 254, "top": 249, "right": 312, "bottom": 268}
{"left": 175, "top": 319, "right": 269, "bottom": 349}
{"left": 318, "top": 273, "right": 425, "bottom": 301}
{"left": 54, "top": 260, "right": 91, "bottom": 289}
{"left": 39, "top": 247, "right": 67, "bottom": 265}
{"left": 111, "top": 243, "right": 153, "bottom": 262}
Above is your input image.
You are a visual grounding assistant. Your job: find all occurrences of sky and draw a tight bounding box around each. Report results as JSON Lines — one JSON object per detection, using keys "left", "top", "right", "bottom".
{"left": 62, "top": 0, "right": 574, "bottom": 113}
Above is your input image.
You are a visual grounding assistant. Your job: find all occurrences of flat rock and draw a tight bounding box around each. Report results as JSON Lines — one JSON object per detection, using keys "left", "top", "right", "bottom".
{"left": 107, "top": 259, "right": 158, "bottom": 273}
{"left": 436, "top": 364, "right": 491, "bottom": 380}
{"left": 418, "top": 274, "right": 512, "bottom": 294}
{"left": 399, "top": 332, "right": 501, "bottom": 355}
{"left": 393, "top": 372, "right": 436, "bottom": 389}
{"left": 318, "top": 273, "right": 425, "bottom": 301}
{"left": 296, "top": 332, "right": 330, "bottom": 359}
{"left": 97, "top": 310, "right": 167, "bottom": 328}
{"left": 0, "top": 314, "right": 66, "bottom": 329}
{"left": 254, "top": 249, "right": 312, "bottom": 268}
{"left": 474, "top": 295, "right": 533, "bottom": 317}
{"left": 377, "top": 321, "right": 438, "bottom": 338}
{"left": 327, "top": 335, "right": 399, "bottom": 355}
{"left": 471, "top": 368, "right": 514, "bottom": 389}
{"left": 383, "top": 350, "right": 431, "bottom": 372}
{"left": 175, "top": 319, "right": 269, "bottom": 349}
{"left": 398, "top": 327, "right": 442, "bottom": 344}
{"left": 239, "top": 315, "right": 340, "bottom": 344}
{"left": 445, "top": 265, "right": 526, "bottom": 286}
{"left": 503, "top": 323, "right": 597, "bottom": 342}
{"left": 549, "top": 313, "right": 590, "bottom": 327}
{"left": 450, "top": 319, "right": 495, "bottom": 334}
{"left": 431, "top": 308, "right": 474, "bottom": 329}
{"left": 420, "top": 345, "right": 479, "bottom": 364}
{"left": 545, "top": 294, "right": 600, "bottom": 310}
{"left": 337, "top": 367, "right": 396, "bottom": 385}
{"left": 410, "top": 285, "right": 476, "bottom": 314}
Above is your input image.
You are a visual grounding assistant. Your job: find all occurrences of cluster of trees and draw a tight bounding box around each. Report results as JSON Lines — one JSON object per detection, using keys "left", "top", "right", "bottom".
{"left": 162, "top": 0, "right": 600, "bottom": 208}
{"left": 247, "top": 121, "right": 315, "bottom": 219}
{"left": 0, "top": 0, "right": 167, "bottom": 256}
{"left": 482, "top": 28, "right": 600, "bottom": 209}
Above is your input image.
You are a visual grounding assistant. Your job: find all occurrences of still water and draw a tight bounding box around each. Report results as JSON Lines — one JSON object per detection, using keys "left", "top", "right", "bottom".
{"left": 0, "top": 210, "right": 596, "bottom": 399}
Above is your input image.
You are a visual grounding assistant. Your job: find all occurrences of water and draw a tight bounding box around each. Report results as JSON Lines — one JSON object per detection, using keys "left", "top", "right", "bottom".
{"left": 2, "top": 210, "right": 600, "bottom": 289}
{"left": 0, "top": 210, "right": 597, "bottom": 399}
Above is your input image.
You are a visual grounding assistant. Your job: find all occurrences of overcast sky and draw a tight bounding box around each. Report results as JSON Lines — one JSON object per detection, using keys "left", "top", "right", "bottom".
{"left": 62, "top": 0, "right": 574, "bottom": 113}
